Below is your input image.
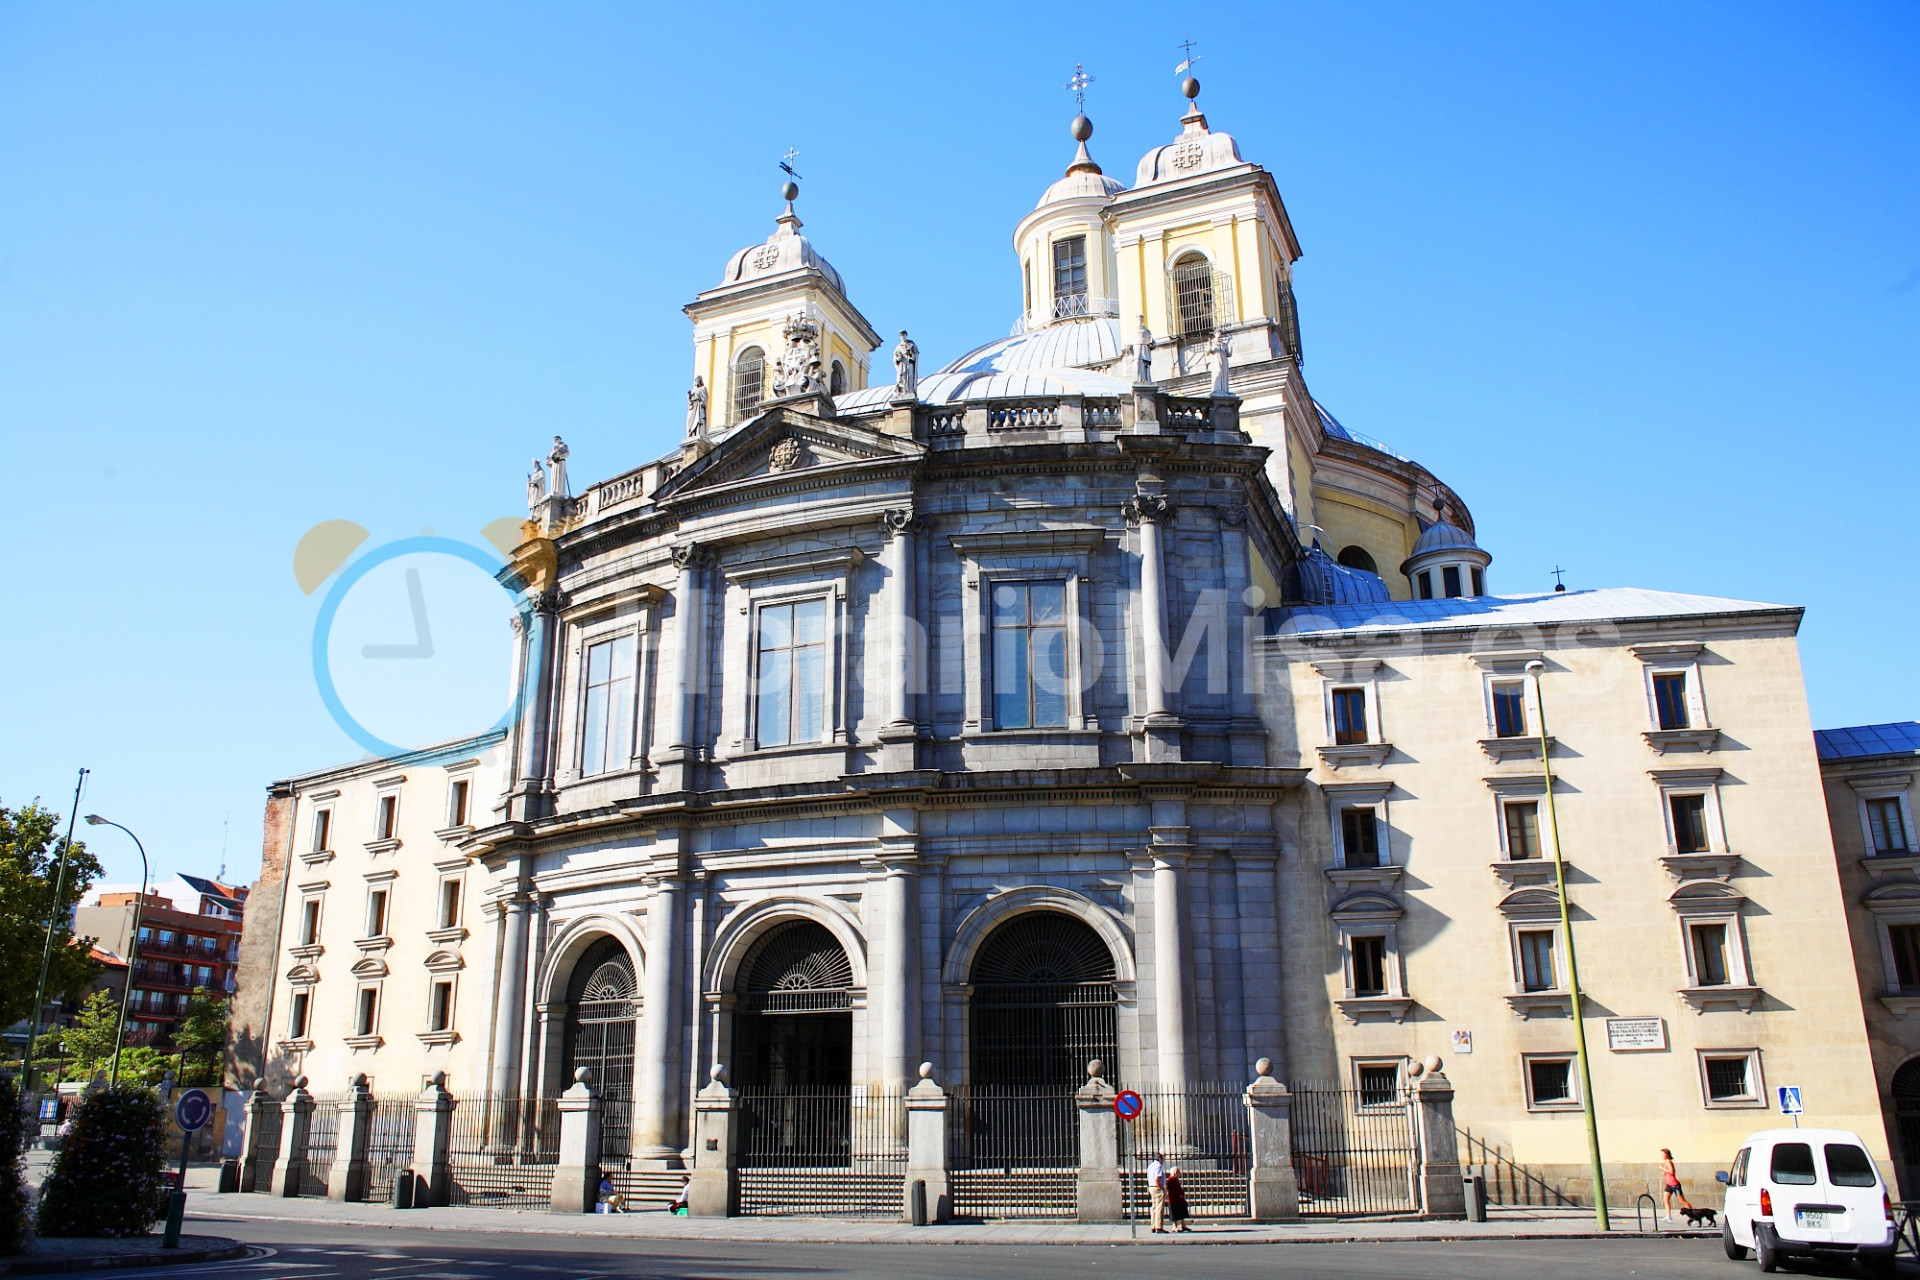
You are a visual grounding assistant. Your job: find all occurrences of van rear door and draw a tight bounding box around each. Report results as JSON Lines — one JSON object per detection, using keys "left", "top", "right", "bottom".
{"left": 1818, "top": 1141, "right": 1886, "bottom": 1247}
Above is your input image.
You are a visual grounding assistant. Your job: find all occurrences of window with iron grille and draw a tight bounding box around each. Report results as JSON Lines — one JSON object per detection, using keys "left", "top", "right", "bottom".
{"left": 1704, "top": 1053, "right": 1757, "bottom": 1104}
{"left": 1331, "top": 687, "right": 1368, "bottom": 745}
{"left": 1052, "top": 236, "right": 1087, "bottom": 314}
{"left": 1526, "top": 1056, "right": 1577, "bottom": 1108}
{"left": 969, "top": 912, "right": 1118, "bottom": 1092}
{"left": 732, "top": 346, "right": 765, "bottom": 421}
{"left": 1277, "top": 279, "right": 1302, "bottom": 360}
{"left": 1169, "top": 254, "right": 1216, "bottom": 339}
{"left": 1870, "top": 797, "right": 1912, "bottom": 855}
{"left": 1356, "top": 1062, "right": 1400, "bottom": 1106}
{"left": 1654, "top": 672, "right": 1691, "bottom": 730}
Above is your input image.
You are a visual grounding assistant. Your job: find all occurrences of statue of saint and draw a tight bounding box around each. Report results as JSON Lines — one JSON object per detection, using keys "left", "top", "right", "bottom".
{"left": 893, "top": 330, "right": 919, "bottom": 398}
{"left": 548, "top": 436, "right": 570, "bottom": 498}
{"left": 1210, "top": 328, "right": 1233, "bottom": 398}
{"left": 686, "top": 376, "right": 708, "bottom": 438}
{"left": 527, "top": 458, "right": 547, "bottom": 515}
{"left": 1135, "top": 317, "right": 1154, "bottom": 385}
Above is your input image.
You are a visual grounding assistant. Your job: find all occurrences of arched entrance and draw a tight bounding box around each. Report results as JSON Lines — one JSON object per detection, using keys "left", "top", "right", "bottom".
{"left": 732, "top": 920, "right": 854, "bottom": 1090}
{"left": 969, "top": 911, "right": 1119, "bottom": 1088}
{"left": 561, "top": 938, "right": 637, "bottom": 1158}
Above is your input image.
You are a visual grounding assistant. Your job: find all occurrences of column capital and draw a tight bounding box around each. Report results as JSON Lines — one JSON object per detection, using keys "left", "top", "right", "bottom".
{"left": 671, "top": 541, "right": 711, "bottom": 571}
{"left": 879, "top": 507, "right": 920, "bottom": 539}
{"left": 1122, "top": 492, "right": 1173, "bottom": 525}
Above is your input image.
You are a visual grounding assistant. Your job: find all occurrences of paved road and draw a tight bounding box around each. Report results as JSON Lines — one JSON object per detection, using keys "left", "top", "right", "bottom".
{"left": 110, "top": 1217, "right": 1792, "bottom": 1279}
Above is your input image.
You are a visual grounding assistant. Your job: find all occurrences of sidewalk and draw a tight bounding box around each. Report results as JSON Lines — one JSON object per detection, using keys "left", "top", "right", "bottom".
{"left": 179, "top": 1167, "right": 1718, "bottom": 1247}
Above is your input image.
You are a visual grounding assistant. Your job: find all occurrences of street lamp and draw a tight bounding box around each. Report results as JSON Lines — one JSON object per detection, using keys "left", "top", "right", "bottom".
{"left": 1525, "top": 660, "right": 1609, "bottom": 1231}
{"left": 83, "top": 815, "right": 150, "bottom": 1087}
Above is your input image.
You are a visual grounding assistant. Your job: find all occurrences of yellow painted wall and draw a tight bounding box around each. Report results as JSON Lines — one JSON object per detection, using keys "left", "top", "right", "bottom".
{"left": 1314, "top": 492, "right": 1418, "bottom": 598}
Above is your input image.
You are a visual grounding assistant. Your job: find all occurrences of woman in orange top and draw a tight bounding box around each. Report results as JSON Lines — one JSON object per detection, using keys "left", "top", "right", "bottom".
{"left": 1660, "top": 1148, "right": 1693, "bottom": 1220}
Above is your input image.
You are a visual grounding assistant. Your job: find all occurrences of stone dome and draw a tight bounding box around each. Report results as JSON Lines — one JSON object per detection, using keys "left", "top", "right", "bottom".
{"left": 719, "top": 209, "right": 845, "bottom": 296}
{"left": 1407, "top": 520, "right": 1482, "bottom": 559}
{"left": 1034, "top": 168, "right": 1126, "bottom": 209}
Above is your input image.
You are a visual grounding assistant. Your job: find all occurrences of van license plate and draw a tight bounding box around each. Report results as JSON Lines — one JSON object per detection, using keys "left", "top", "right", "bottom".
{"left": 1795, "top": 1209, "right": 1835, "bottom": 1228}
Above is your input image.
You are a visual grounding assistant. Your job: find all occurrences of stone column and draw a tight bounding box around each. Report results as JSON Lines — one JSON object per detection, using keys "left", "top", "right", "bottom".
{"left": 240, "top": 1089, "right": 276, "bottom": 1193}
{"left": 507, "top": 589, "right": 562, "bottom": 822}
{"left": 1414, "top": 1060, "right": 1467, "bottom": 1219}
{"left": 487, "top": 886, "right": 533, "bottom": 1104}
{"left": 657, "top": 544, "right": 706, "bottom": 793}
{"left": 903, "top": 1063, "right": 950, "bottom": 1223}
{"left": 1245, "top": 1057, "right": 1300, "bottom": 1221}
{"left": 269, "top": 1075, "right": 314, "bottom": 1198}
{"left": 635, "top": 873, "right": 684, "bottom": 1166}
{"left": 875, "top": 857, "right": 918, "bottom": 1093}
{"left": 877, "top": 509, "right": 919, "bottom": 771}
{"left": 1151, "top": 839, "right": 1195, "bottom": 1090}
{"left": 551, "top": 1068, "right": 602, "bottom": 1214}
{"left": 411, "top": 1072, "right": 454, "bottom": 1208}
{"left": 1075, "top": 1061, "right": 1121, "bottom": 1223}
{"left": 688, "top": 1065, "right": 738, "bottom": 1218}
{"left": 1126, "top": 491, "right": 1181, "bottom": 761}
{"left": 327, "top": 1073, "right": 375, "bottom": 1202}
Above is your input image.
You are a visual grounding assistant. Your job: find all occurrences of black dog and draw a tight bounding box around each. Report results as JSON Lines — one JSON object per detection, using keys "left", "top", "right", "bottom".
{"left": 1681, "top": 1206, "right": 1718, "bottom": 1228}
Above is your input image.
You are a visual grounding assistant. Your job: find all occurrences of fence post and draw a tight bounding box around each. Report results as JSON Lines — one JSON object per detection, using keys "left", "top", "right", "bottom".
{"left": 904, "top": 1062, "right": 950, "bottom": 1223}
{"left": 1075, "top": 1059, "right": 1121, "bottom": 1223}
{"left": 328, "top": 1073, "right": 376, "bottom": 1202}
{"left": 688, "top": 1064, "right": 738, "bottom": 1217}
{"left": 411, "top": 1071, "right": 454, "bottom": 1207}
{"left": 1413, "top": 1057, "right": 1467, "bottom": 1219}
{"left": 551, "top": 1067, "right": 602, "bottom": 1214}
{"left": 1245, "top": 1056, "right": 1301, "bottom": 1222}
{"left": 240, "top": 1089, "right": 274, "bottom": 1193}
{"left": 269, "top": 1075, "right": 315, "bottom": 1198}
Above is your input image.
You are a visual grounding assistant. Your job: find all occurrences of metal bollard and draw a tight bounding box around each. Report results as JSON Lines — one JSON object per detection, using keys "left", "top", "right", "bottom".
{"left": 1462, "top": 1172, "right": 1487, "bottom": 1222}
{"left": 217, "top": 1159, "right": 240, "bottom": 1193}
{"left": 910, "top": 1179, "right": 927, "bottom": 1226}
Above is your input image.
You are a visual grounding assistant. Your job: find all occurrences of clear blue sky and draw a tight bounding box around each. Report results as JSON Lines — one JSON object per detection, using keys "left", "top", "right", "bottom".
{"left": 3, "top": 2, "right": 1914, "bottom": 889}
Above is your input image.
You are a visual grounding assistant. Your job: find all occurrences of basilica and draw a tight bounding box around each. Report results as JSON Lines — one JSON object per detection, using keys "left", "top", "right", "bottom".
{"left": 233, "top": 78, "right": 1890, "bottom": 1203}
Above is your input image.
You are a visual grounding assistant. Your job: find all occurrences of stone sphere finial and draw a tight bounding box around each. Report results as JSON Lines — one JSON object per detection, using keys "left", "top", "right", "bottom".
{"left": 293, "top": 1075, "right": 309, "bottom": 1090}
{"left": 431, "top": 1071, "right": 446, "bottom": 1087}
{"left": 918, "top": 1062, "right": 935, "bottom": 1080}
{"left": 1086, "top": 1058, "right": 1104, "bottom": 1079}
{"left": 1182, "top": 76, "right": 1201, "bottom": 101}
{"left": 1254, "top": 1057, "right": 1273, "bottom": 1078}
{"left": 574, "top": 1066, "right": 592, "bottom": 1084}
{"left": 710, "top": 1063, "right": 728, "bottom": 1083}
{"left": 1070, "top": 114, "right": 1093, "bottom": 143}
{"left": 781, "top": 180, "right": 799, "bottom": 204}
{"left": 1424, "top": 1054, "right": 1444, "bottom": 1076}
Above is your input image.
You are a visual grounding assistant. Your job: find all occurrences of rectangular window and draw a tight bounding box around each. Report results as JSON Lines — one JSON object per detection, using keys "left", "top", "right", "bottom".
{"left": 300, "top": 900, "right": 321, "bottom": 946}
{"left": 1519, "top": 929, "right": 1557, "bottom": 991}
{"left": 1770, "top": 1142, "right": 1816, "bottom": 1185}
{"left": 1869, "top": 797, "right": 1911, "bottom": 855}
{"left": 990, "top": 580, "right": 1069, "bottom": 730}
{"left": 1051, "top": 235, "right": 1087, "bottom": 308}
{"left": 356, "top": 987, "right": 380, "bottom": 1037}
{"left": 1416, "top": 571, "right": 1433, "bottom": 600}
{"left": 1526, "top": 1057, "right": 1576, "bottom": 1108}
{"left": 1492, "top": 681, "right": 1527, "bottom": 738}
{"left": 290, "top": 992, "right": 311, "bottom": 1038}
{"left": 312, "top": 809, "right": 332, "bottom": 852}
{"left": 365, "top": 889, "right": 388, "bottom": 939}
{"left": 1341, "top": 807, "right": 1382, "bottom": 869}
{"left": 1690, "top": 922, "right": 1730, "bottom": 986}
{"left": 1653, "top": 672, "right": 1691, "bottom": 730}
{"left": 1670, "top": 794, "right": 1710, "bottom": 853}
{"left": 1331, "top": 687, "right": 1369, "bottom": 745}
{"left": 581, "top": 633, "right": 637, "bottom": 775}
{"left": 448, "top": 778, "right": 470, "bottom": 828}
{"left": 1352, "top": 936, "right": 1387, "bottom": 997}
{"left": 1889, "top": 923, "right": 1920, "bottom": 989}
{"left": 755, "top": 599, "right": 829, "bottom": 746}
{"left": 1704, "top": 1053, "right": 1758, "bottom": 1104}
{"left": 1826, "top": 1144, "right": 1878, "bottom": 1188}
{"left": 139, "top": 925, "right": 154, "bottom": 943}
{"left": 158, "top": 930, "right": 175, "bottom": 947}
{"left": 439, "top": 880, "right": 462, "bottom": 930}
{"left": 1504, "top": 801, "right": 1541, "bottom": 860}
{"left": 1357, "top": 1063, "right": 1400, "bottom": 1106}
{"left": 1442, "top": 566, "right": 1462, "bottom": 598}
{"left": 429, "top": 980, "right": 454, "bottom": 1033}
{"left": 376, "top": 794, "right": 398, "bottom": 841}
{"left": 1471, "top": 567, "right": 1485, "bottom": 596}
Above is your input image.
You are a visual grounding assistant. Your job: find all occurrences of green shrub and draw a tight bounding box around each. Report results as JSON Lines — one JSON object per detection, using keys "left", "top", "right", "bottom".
{"left": 0, "top": 1074, "right": 28, "bottom": 1254}
{"left": 34, "top": 1086, "right": 169, "bottom": 1238}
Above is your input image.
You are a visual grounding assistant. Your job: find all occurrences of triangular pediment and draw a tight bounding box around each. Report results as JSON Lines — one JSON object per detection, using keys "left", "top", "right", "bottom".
{"left": 654, "top": 403, "right": 922, "bottom": 506}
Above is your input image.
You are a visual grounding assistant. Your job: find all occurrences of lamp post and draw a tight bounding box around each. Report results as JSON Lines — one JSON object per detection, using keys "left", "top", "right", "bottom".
{"left": 83, "top": 815, "right": 150, "bottom": 1087}
{"left": 1526, "top": 660, "right": 1609, "bottom": 1230}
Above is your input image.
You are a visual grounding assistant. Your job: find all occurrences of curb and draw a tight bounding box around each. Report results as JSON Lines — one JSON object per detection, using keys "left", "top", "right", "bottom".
{"left": 2, "top": 1239, "right": 249, "bottom": 1276}
{"left": 187, "top": 1210, "right": 1718, "bottom": 1247}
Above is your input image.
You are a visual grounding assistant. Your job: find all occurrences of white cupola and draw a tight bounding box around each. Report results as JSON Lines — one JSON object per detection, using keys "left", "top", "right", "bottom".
{"left": 1401, "top": 518, "right": 1493, "bottom": 600}
{"left": 1010, "top": 114, "right": 1125, "bottom": 335}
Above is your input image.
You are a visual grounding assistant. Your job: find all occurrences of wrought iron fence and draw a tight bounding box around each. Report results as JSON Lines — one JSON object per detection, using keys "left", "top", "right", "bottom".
{"left": 1290, "top": 1085, "right": 1419, "bottom": 1215}
{"left": 298, "top": 1099, "right": 340, "bottom": 1198}
{"left": 736, "top": 1088, "right": 905, "bottom": 1217}
{"left": 446, "top": 1096, "right": 559, "bottom": 1210}
{"left": 363, "top": 1097, "right": 416, "bottom": 1204}
{"left": 1122, "top": 1085, "right": 1250, "bottom": 1218}
{"left": 247, "top": 1104, "right": 283, "bottom": 1188}
{"left": 949, "top": 1087, "right": 1080, "bottom": 1219}
{"left": 599, "top": 1092, "right": 633, "bottom": 1176}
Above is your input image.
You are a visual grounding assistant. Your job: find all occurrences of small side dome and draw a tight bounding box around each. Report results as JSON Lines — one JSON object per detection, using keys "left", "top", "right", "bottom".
{"left": 1407, "top": 520, "right": 1480, "bottom": 559}
{"left": 1135, "top": 77, "right": 1246, "bottom": 187}
{"left": 720, "top": 207, "right": 845, "bottom": 295}
{"left": 1295, "top": 544, "right": 1391, "bottom": 606}
{"left": 1401, "top": 518, "right": 1492, "bottom": 600}
{"left": 1035, "top": 169, "right": 1126, "bottom": 210}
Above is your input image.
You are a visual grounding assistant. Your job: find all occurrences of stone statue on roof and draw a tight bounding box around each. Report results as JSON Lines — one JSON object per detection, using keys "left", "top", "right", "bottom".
{"left": 1135, "top": 317, "right": 1154, "bottom": 385}
{"left": 548, "top": 436, "right": 570, "bottom": 498}
{"left": 893, "top": 330, "right": 919, "bottom": 399}
{"left": 686, "top": 376, "right": 708, "bottom": 438}
{"left": 527, "top": 458, "right": 547, "bottom": 515}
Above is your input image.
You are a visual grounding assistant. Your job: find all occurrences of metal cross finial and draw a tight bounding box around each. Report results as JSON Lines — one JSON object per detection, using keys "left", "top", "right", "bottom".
{"left": 1066, "top": 63, "right": 1094, "bottom": 113}
{"left": 779, "top": 147, "right": 803, "bottom": 182}
{"left": 1175, "top": 38, "right": 1202, "bottom": 76}
{"left": 1551, "top": 565, "right": 1567, "bottom": 588}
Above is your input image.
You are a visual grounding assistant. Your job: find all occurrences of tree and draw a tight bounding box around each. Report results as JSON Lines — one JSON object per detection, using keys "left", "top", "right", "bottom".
{"left": 0, "top": 802, "right": 103, "bottom": 1030}
{"left": 53, "top": 990, "right": 121, "bottom": 1078}
{"left": 173, "top": 989, "right": 229, "bottom": 1087}
{"left": 0, "top": 1072, "right": 27, "bottom": 1254}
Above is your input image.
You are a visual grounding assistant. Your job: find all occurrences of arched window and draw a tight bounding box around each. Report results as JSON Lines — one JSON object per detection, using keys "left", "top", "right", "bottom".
{"left": 1169, "top": 252, "right": 1215, "bottom": 340}
{"left": 829, "top": 360, "right": 846, "bottom": 396}
{"left": 562, "top": 937, "right": 637, "bottom": 1108}
{"left": 732, "top": 346, "right": 765, "bottom": 421}
{"left": 1336, "top": 545, "right": 1378, "bottom": 574}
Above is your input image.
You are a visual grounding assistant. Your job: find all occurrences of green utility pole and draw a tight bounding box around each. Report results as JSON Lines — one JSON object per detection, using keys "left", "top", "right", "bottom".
{"left": 23, "top": 768, "right": 88, "bottom": 1102}
{"left": 1529, "top": 660, "right": 1609, "bottom": 1231}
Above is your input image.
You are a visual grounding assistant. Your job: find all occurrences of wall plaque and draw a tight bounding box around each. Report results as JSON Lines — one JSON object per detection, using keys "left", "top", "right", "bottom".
{"left": 1605, "top": 1017, "right": 1667, "bottom": 1052}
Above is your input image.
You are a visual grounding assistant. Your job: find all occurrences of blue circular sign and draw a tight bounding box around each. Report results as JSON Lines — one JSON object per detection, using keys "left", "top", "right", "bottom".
{"left": 1114, "top": 1089, "right": 1144, "bottom": 1120}
{"left": 175, "top": 1088, "right": 214, "bottom": 1133}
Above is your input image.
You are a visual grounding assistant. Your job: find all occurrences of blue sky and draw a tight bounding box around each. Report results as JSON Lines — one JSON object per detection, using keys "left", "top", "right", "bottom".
{"left": 2, "top": 2, "right": 1914, "bottom": 888}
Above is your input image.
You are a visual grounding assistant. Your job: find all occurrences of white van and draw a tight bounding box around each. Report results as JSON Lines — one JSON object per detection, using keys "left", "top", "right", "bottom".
{"left": 1717, "top": 1127, "right": 1895, "bottom": 1274}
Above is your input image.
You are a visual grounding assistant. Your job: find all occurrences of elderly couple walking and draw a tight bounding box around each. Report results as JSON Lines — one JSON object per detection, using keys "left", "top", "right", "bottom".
{"left": 1145, "top": 1156, "right": 1191, "bottom": 1234}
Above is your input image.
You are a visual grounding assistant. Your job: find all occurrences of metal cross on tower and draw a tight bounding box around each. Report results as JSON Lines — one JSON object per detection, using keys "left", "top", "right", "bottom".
{"left": 1066, "top": 63, "right": 1094, "bottom": 112}
{"left": 779, "top": 147, "right": 803, "bottom": 182}
{"left": 1175, "top": 38, "right": 1202, "bottom": 76}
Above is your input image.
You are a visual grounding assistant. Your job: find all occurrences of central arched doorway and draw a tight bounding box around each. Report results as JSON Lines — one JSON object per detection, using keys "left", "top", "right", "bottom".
{"left": 732, "top": 920, "right": 855, "bottom": 1089}
{"left": 562, "top": 938, "right": 637, "bottom": 1160}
